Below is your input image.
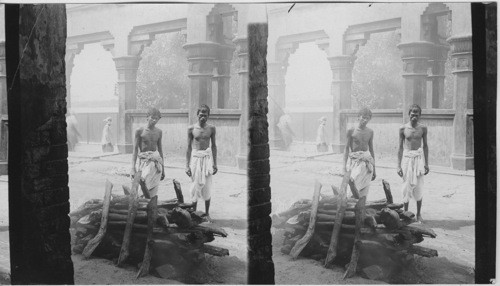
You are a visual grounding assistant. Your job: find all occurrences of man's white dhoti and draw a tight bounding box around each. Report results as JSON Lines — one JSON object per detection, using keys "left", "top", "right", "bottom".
{"left": 190, "top": 148, "right": 214, "bottom": 202}
{"left": 137, "top": 151, "right": 163, "bottom": 197}
{"left": 401, "top": 148, "right": 425, "bottom": 203}
{"left": 346, "top": 151, "right": 374, "bottom": 197}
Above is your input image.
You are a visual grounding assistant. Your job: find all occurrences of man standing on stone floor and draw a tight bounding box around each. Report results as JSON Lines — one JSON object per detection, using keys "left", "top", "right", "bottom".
{"left": 130, "top": 107, "right": 165, "bottom": 198}
{"left": 397, "top": 104, "right": 429, "bottom": 223}
{"left": 186, "top": 104, "right": 218, "bottom": 222}
{"left": 343, "top": 107, "right": 376, "bottom": 199}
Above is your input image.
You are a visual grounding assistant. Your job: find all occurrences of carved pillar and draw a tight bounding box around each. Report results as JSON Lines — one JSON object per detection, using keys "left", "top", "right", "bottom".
{"left": 328, "top": 55, "right": 354, "bottom": 153}
{"left": 215, "top": 44, "right": 235, "bottom": 108}
{"left": 448, "top": 35, "right": 473, "bottom": 170}
{"left": 184, "top": 42, "right": 218, "bottom": 124}
{"left": 428, "top": 44, "right": 449, "bottom": 108}
{"left": 0, "top": 42, "right": 7, "bottom": 175}
{"left": 234, "top": 37, "right": 248, "bottom": 169}
{"left": 267, "top": 62, "right": 287, "bottom": 149}
{"left": 398, "top": 41, "right": 434, "bottom": 122}
{"left": 113, "top": 56, "right": 139, "bottom": 153}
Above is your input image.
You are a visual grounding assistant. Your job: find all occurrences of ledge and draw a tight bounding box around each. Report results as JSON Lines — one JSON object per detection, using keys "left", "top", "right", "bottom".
{"left": 125, "top": 109, "right": 189, "bottom": 117}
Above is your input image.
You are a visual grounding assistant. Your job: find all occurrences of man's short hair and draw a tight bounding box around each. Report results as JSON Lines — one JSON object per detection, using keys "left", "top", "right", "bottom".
{"left": 197, "top": 104, "right": 211, "bottom": 116}
{"left": 147, "top": 107, "right": 161, "bottom": 118}
{"left": 408, "top": 104, "right": 422, "bottom": 115}
{"left": 358, "top": 107, "right": 372, "bottom": 118}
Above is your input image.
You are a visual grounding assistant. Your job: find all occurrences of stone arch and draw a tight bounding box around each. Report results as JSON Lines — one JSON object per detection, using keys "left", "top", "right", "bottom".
{"left": 128, "top": 18, "right": 187, "bottom": 57}
{"left": 66, "top": 31, "right": 114, "bottom": 108}
{"left": 343, "top": 17, "right": 401, "bottom": 56}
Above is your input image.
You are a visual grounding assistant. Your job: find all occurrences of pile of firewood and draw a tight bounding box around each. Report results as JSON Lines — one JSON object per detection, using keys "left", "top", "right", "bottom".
{"left": 70, "top": 171, "right": 229, "bottom": 279}
{"left": 273, "top": 173, "right": 438, "bottom": 281}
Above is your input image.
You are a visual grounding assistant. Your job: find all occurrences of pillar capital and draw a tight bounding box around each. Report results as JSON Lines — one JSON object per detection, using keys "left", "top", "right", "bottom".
{"left": 233, "top": 37, "right": 248, "bottom": 74}
{"left": 113, "top": 56, "right": 140, "bottom": 70}
{"left": 448, "top": 35, "right": 473, "bottom": 74}
{"left": 398, "top": 41, "right": 435, "bottom": 77}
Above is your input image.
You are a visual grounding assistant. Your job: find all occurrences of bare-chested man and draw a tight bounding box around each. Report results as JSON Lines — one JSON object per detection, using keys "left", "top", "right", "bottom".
{"left": 186, "top": 104, "right": 218, "bottom": 220}
{"left": 131, "top": 107, "right": 165, "bottom": 198}
{"left": 397, "top": 104, "right": 429, "bottom": 223}
{"left": 343, "top": 108, "right": 376, "bottom": 198}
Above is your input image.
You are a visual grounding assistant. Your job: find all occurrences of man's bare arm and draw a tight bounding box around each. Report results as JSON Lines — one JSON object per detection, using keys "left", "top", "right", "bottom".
{"left": 131, "top": 128, "right": 142, "bottom": 178}
{"left": 397, "top": 126, "right": 405, "bottom": 177}
{"left": 157, "top": 129, "right": 165, "bottom": 180}
{"left": 186, "top": 126, "right": 194, "bottom": 177}
{"left": 343, "top": 128, "right": 353, "bottom": 173}
{"left": 369, "top": 129, "right": 376, "bottom": 180}
{"left": 422, "top": 125, "right": 429, "bottom": 174}
{"left": 211, "top": 126, "right": 218, "bottom": 175}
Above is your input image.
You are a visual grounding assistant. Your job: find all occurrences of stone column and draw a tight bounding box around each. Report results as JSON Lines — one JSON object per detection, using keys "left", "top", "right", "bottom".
{"left": 0, "top": 42, "right": 7, "bottom": 175}
{"left": 448, "top": 35, "right": 473, "bottom": 170}
{"left": 248, "top": 23, "right": 275, "bottom": 284}
{"left": 267, "top": 62, "right": 286, "bottom": 149}
{"left": 184, "top": 42, "right": 218, "bottom": 124}
{"left": 114, "top": 56, "right": 139, "bottom": 153}
{"left": 234, "top": 37, "right": 248, "bottom": 169}
{"left": 428, "top": 44, "right": 449, "bottom": 108}
{"left": 215, "top": 44, "right": 235, "bottom": 108}
{"left": 328, "top": 55, "right": 354, "bottom": 153}
{"left": 398, "top": 41, "right": 434, "bottom": 122}
{"left": 8, "top": 5, "right": 74, "bottom": 284}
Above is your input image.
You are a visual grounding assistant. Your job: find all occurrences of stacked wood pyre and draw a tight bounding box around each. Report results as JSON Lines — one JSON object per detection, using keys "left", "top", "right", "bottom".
{"left": 70, "top": 171, "right": 229, "bottom": 279}
{"left": 273, "top": 173, "right": 438, "bottom": 281}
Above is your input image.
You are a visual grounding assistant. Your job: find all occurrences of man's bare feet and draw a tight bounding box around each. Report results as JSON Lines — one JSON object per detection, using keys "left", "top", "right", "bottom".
{"left": 416, "top": 214, "right": 424, "bottom": 223}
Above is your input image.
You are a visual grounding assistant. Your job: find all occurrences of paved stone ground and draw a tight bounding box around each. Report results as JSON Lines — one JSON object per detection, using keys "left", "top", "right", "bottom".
{"left": 0, "top": 143, "right": 476, "bottom": 283}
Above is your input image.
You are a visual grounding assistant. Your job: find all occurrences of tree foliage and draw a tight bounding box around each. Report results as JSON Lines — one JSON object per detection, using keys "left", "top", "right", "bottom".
{"left": 136, "top": 32, "right": 189, "bottom": 109}
{"left": 351, "top": 31, "right": 404, "bottom": 109}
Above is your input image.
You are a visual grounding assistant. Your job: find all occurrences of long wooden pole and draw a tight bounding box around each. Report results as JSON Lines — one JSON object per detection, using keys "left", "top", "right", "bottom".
{"left": 289, "top": 180, "right": 322, "bottom": 259}
{"left": 324, "top": 171, "right": 351, "bottom": 267}
{"left": 343, "top": 195, "right": 366, "bottom": 279}
{"left": 116, "top": 171, "right": 141, "bottom": 266}
{"left": 137, "top": 195, "right": 158, "bottom": 278}
{"left": 82, "top": 180, "right": 113, "bottom": 258}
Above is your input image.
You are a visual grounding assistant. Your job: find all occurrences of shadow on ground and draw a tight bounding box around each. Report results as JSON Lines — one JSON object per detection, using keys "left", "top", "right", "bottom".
{"left": 391, "top": 256, "right": 475, "bottom": 284}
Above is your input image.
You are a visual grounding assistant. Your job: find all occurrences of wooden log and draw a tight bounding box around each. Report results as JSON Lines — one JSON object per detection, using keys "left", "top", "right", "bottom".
{"left": 408, "top": 245, "right": 438, "bottom": 257}
{"left": 403, "top": 224, "right": 437, "bottom": 238}
{"left": 170, "top": 207, "right": 193, "bottom": 228}
{"left": 117, "top": 171, "right": 141, "bottom": 266}
{"left": 348, "top": 180, "right": 360, "bottom": 199}
{"left": 109, "top": 213, "right": 147, "bottom": 222}
{"left": 324, "top": 171, "right": 351, "bottom": 267}
{"left": 343, "top": 196, "right": 366, "bottom": 279}
{"left": 381, "top": 179, "right": 393, "bottom": 204}
{"left": 380, "top": 208, "right": 401, "bottom": 229}
{"left": 139, "top": 179, "right": 151, "bottom": 199}
{"left": 290, "top": 180, "right": 322, "bottom": 259}
{"left": 82, "top": 180, "right": 113, "bottom": 258}
{"left": 201, "top": 244, "right": 230, "bottom": 256}
{"left": 123, "top": 185, "right": 131, "bottom": 196}
{"left": 173, "top": 179, "right": 184, "bottom": 203}
{"left": 193, "top": 223, "right": 228, "bottom": 237}
{"left": 330, "top": 185, "right": 339, "bottom": 196}
{"left": 137, "top": 196, "right": 158, "bottom": 278}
